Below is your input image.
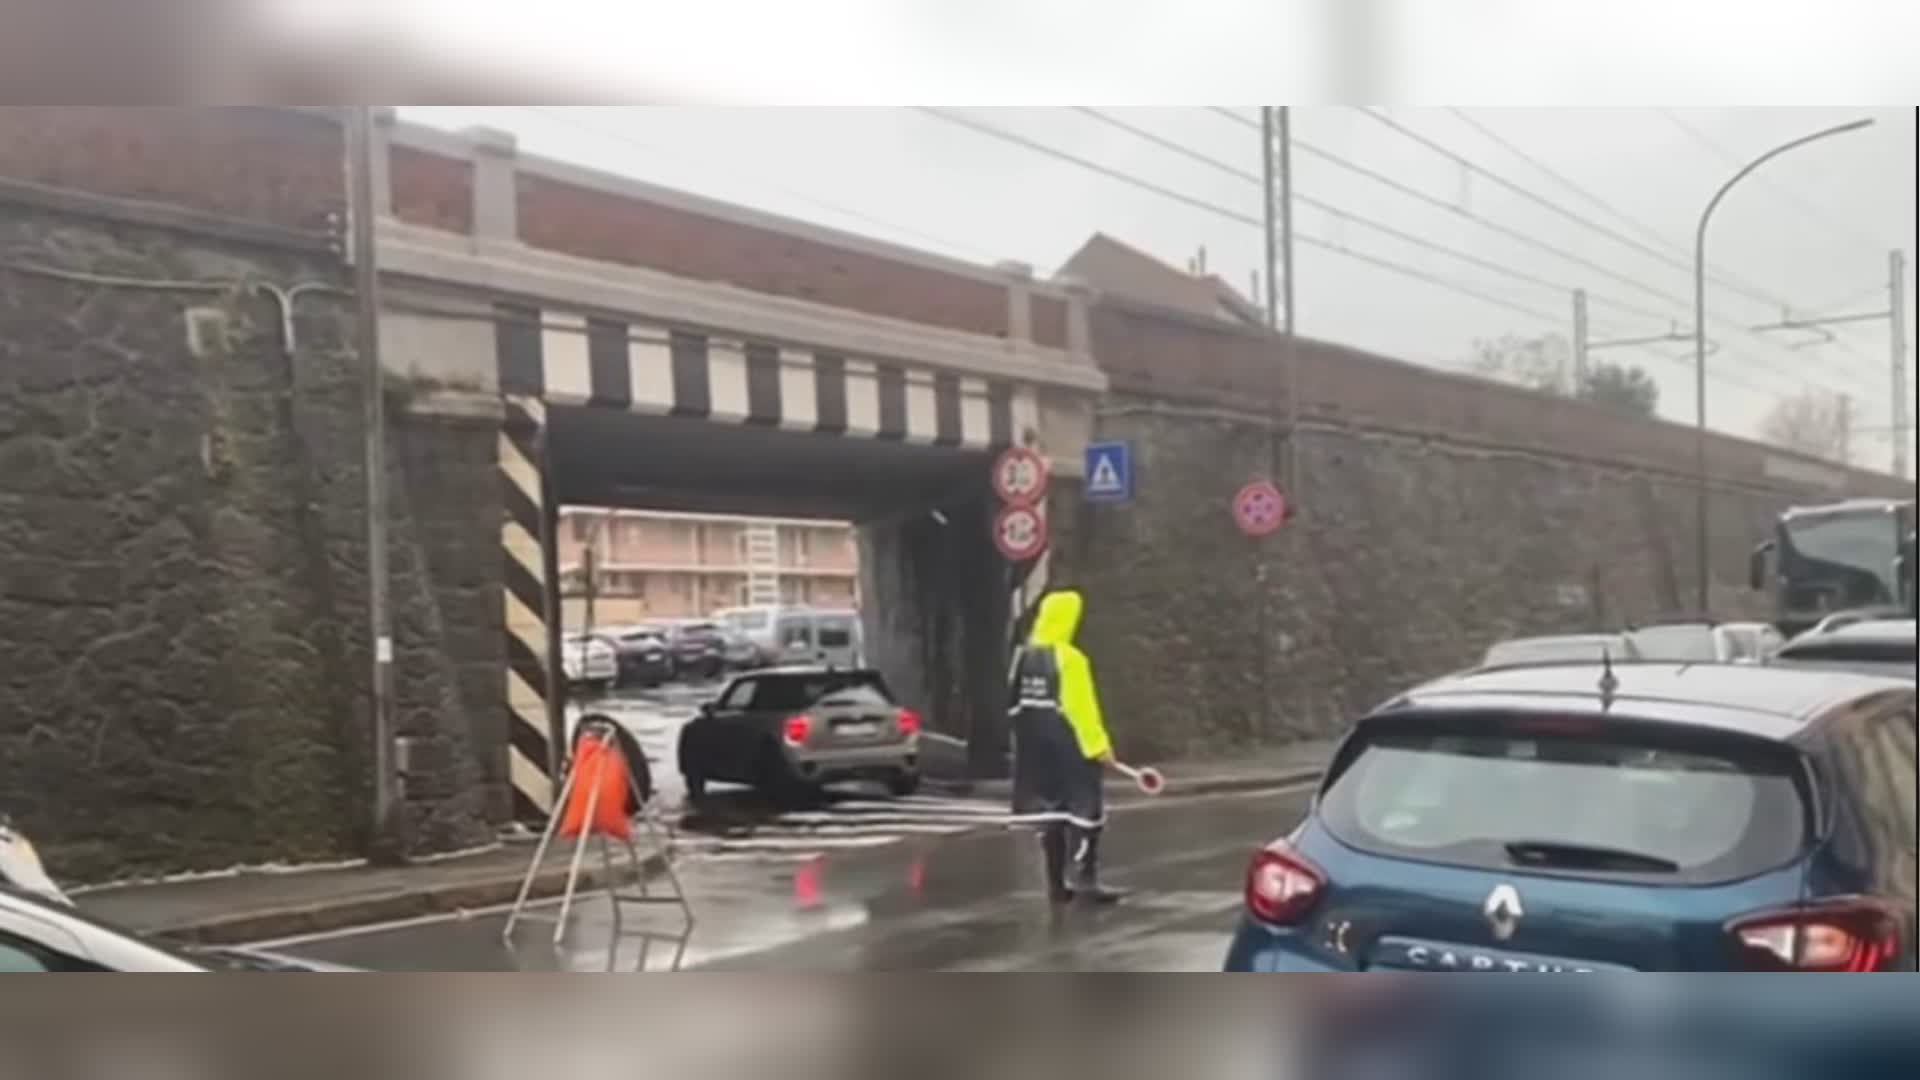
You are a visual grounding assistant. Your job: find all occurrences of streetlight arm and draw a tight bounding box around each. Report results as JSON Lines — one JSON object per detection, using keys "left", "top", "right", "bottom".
{"left": 1694, "top": 117, "right": 1875, "bottom": 250}
{"left": 1690, "top": 115, "right": 1874, "bottom": 617}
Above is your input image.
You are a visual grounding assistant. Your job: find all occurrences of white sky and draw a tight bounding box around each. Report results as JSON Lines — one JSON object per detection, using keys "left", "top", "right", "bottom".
{"left": 400, "top": 105, "right": 1917, "bottom": 475}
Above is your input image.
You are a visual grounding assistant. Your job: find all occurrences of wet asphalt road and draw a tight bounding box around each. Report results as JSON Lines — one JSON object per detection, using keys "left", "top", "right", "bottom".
{"left": 253, "top": 784, "right": 1315, "bottom": 972}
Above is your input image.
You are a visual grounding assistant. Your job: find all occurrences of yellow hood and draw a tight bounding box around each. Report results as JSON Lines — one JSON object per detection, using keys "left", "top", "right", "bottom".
{"left": 1027, "top": 590, "right": 1083, "bottom": 647}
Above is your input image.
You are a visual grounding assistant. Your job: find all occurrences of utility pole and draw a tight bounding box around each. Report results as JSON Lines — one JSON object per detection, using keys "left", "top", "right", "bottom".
{"left": 348, "top": 106, "right": 399, "bottom": 860}
{"left": 1893, "top": 249, "right": 1909, "bottom": 480}
{"left": 1260, "top": 110, "right": 1278, "bottom": 334}
{"left": 1749, "top": 246, "right": 1907, "bottom": 479}
{"left": 1838, "top": 392, "right": 1854, "bottom": 466}
{"left": 1277, "top": 107, "right": 1299, "bottom": 499}
{"left": 1572, "top": 289, "right": 1590, "bottom": 388}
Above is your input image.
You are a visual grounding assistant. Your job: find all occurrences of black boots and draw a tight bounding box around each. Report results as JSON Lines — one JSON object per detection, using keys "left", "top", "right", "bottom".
{"left": 1041, "top": 824, "right": 1074, "bottom": 904}
{"left": 1071, "top": 828, "right": 1127, "bottom": 905}
{"left": 1041, "top": 824, "right": 1127, "bottom": 905}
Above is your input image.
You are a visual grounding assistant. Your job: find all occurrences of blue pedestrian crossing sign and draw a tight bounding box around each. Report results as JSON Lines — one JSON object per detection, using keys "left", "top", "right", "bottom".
{"left": 1083, "top": 441, "right": 1133, "bottom": 503}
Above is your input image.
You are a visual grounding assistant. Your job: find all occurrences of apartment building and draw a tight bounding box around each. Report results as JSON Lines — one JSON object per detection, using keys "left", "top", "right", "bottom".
{"left": 558, "top": 508, "right": 860, "bottom": 628}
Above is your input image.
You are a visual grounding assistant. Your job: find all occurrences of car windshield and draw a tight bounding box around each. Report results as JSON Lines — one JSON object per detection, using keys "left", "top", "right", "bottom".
{"left": 1319, "top": 724, "right": 1810, "bottom": 885}
{"left": 1627, "top": 626, "right": 1720, "bottom": 662}
{"left": 1782, "top": 509, "right": 1903, "bottom": 609}
{"left": 1482, "top": 636, "right": 1629, "bottom": 668}
{"left": 729, "top": 673, "right": 891, "bottom": 712}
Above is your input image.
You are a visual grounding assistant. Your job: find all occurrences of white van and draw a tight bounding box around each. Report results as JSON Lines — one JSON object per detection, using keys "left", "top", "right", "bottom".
{"left": 772, "top": 608, "right": 864, "bottom": 669}
{"left": 713, "top": 604, "right": 790, "bottom": 666}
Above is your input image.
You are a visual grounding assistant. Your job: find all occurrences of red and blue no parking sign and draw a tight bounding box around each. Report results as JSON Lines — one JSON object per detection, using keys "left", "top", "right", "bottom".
{"left": 1232, "top": 480, "right": 1288, "bottom": 538}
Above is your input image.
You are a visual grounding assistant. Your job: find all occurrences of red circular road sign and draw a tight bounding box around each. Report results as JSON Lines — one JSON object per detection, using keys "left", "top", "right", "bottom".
{"left": 992, "top": 504, "right": 1049, "bottom": 562}
{"left": 1233, "top": 480, "right": 1288, "bottom": 537}
{"left": 991, "top": 446, "right": 1049, "bottom": 508}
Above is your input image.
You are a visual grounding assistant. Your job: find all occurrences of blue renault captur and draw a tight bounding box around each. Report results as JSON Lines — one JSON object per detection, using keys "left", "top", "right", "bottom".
{"left": 1224, "top": 662, "right": 1918, "bottom": 972}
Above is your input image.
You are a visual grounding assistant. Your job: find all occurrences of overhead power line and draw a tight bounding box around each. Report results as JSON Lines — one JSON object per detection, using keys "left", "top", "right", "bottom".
{"left": 1658, "top": 108, "right": 1886, "bottom": 254}
{"left": 1204, "top": 108, "right": 1878, "bottom": 399}
{"left": 921, "top": 107, "right": 1827, "bottom": 402}
{"left": 1445, "top": 108, "right": 1790, "bottom": 312}
{"left": 1335, "top": 107, "right": 1881, "bottom": 393}
{"left": 1205, "top": 108, "right": 1721, "bottom": 323}
{"left": 919, "top": 107, "right": 1569, "bottom": 329}
{"left": 1076, "top": 106, "right": 1671, "bottom": 323}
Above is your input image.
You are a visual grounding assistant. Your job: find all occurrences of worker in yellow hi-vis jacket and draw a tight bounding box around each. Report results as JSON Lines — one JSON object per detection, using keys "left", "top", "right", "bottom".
{"left": 1006, "top": 589, "right": 1127, "bottom": 905}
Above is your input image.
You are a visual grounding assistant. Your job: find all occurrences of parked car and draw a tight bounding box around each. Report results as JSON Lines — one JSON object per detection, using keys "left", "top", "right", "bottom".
{"left": 1477, "top": 632, "right": 1641, "bottom": 670}
{"left": 677, "top": 667, "right": 921, "bottom": 801}
{"left": 1224, "top": 662, "right": 1918, "bottom": 971}
{"left": 1625, "top": 621, "right": 1782, "bottom": 664}
{"left": 1715, "top": 620, "right": 1788, "bottom": 663}
{"left": 712, "top": 604, "right": 793, "bottom": 666}
{"left": 715, "top": 626, "right": 760, "bottom": 671}
{"left": 602, "top": 625, "right": 671, "bottom": 688}
{"left": 1769, "top": 618, "right": 1917, "bottom": 681}
{"left": 662, "top": 619, "right": 729, "bottom": 681}
{"left": 1804, "top": 606, "right": 1912, "bottom": 639}
{"left": 771, "top": 608, "right": 864, "bottom": 669}
{"left": 560, "top": 633, "right": 618, "bottom": 693}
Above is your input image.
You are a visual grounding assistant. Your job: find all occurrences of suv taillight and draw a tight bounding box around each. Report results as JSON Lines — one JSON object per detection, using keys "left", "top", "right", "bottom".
{"left": 1245, "top": 841, "right": 1325, "bottom": 926}
{"left": 783, "top": 715, "right": 812, "bottom": 745}
{"left": 1727, "top": 899, "right": 1902, "bottom": 971}
{"left": 896, "top": 708, "right": 922, "bottom": 737}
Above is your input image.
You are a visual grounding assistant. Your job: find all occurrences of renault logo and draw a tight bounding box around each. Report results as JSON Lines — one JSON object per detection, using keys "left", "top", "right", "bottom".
{"left": 1483, "top": 884, "right": 1524, "bottom": 942}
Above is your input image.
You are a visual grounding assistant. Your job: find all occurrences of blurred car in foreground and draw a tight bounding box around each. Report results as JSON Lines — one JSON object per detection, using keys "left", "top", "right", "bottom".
{"left": 1769, "top": 618, "right": 1917, "bottom": 681}
{"left": 677, "top": 667, "right": 920, "bottom": 801}
{"left": 1478, "top": 633, "right": 1641, "bottom": 670}
{"left": 1225, "top": 662, "right": 1917, "bottom": 972}
{"left": 0, "top": 882, "right": 350, "bottom": 972}
{"left": 1297, "top": 980, "right": 1920, "bottom": 1077}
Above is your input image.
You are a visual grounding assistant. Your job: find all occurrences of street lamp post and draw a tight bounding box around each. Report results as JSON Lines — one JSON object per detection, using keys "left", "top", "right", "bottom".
{"left": 1691, "top": 117, "right": 1875, "bottom": 614}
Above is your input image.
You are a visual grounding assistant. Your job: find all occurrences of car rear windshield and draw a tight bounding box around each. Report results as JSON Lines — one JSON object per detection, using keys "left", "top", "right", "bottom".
{"left": 818, "top": 623, "right": 855, "bottom": 648}
{"left": 1319, "top": 721, "right": 1811, "bottom": 885}
{"left": 1481, "top": 638, "right": 1627, "bottom": 668}
{"left": 1628, "top": 626, "right": 1720, "bottom": 662}
{"left": 738, "top": 673, "right": 891, "bottom": 712}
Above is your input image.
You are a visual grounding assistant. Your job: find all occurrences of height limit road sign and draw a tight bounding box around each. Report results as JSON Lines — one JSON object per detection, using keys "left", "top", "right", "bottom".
{"left": 992, "top": 504, "right": 1048, "bottom": 562}
{"left": 991, "top": 446, "right": 1048, "bottom": 508}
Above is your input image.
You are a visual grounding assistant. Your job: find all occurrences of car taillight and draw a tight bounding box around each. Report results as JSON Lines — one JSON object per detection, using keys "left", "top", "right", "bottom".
{"left": 783, "top": 715, "right": 812, "bottom": 745}
{"left": 1727, "top": 899, "right": 1902, "bottom": 972}
{"left": 896, "top": 708, "right": 922, "bottom": 737}
{"left": 1244, "top": 841, "right": 1325, "bottom": 926}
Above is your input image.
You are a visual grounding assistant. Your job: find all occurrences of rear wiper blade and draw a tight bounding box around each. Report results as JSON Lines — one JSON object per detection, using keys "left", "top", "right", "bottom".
{"left": 1503, "top": 840, "right": 1680, "bottom": 873}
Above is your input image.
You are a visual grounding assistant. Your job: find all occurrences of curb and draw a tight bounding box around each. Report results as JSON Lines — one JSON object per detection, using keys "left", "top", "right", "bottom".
{"left": 139, "top": 853, "right": 668, "bottom": 947}
{"left": 927, "top": 767, "right": 1323, "bottom": 802}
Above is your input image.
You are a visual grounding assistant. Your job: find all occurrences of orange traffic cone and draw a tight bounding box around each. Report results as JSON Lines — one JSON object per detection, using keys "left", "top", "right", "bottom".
{"left": 559, "top": 733, "right": 634, "bottom": 842}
